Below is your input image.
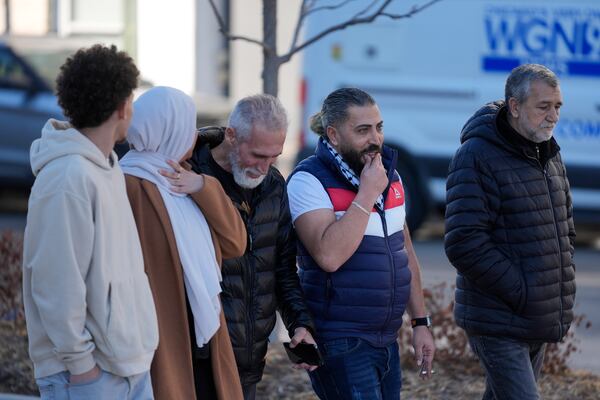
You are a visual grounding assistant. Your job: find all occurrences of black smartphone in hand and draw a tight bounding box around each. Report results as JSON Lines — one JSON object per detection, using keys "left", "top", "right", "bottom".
{"left": 283, "top": 342, "right": 324, "bottom": 366}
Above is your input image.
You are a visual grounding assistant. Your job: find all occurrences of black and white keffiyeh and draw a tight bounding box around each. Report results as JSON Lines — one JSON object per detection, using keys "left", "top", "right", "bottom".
{"left": 324, "top": 139, "right": 385, "bottom": 211}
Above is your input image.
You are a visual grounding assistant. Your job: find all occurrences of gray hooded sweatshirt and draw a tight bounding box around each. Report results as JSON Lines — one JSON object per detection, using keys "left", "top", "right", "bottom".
{"left": 22, "top": 119, "right": 158, "bottom": 379}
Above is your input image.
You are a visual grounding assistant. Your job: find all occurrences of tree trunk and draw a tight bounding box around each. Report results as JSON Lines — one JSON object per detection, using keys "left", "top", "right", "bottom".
{"left": 4, "top": 0, "right": 10, "bottom": 34}
{"left": 262, "top": 0, "right": 279, "bottom": 96}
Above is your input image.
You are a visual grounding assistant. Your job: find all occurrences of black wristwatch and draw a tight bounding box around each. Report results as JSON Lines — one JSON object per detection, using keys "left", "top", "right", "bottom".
{"left": 411, "top": 316, "right": 432, "bottom": 328}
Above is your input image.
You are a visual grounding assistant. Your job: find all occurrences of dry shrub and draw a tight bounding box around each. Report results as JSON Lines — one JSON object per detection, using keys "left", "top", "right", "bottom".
{"left": 399, "top": 282, "right": 477, "bottom": 372}
{"left": 544, "top": 314, "right": 592, "bottom": 375}
{"left": 0, "top": 230, "right": 25, "bottom": 329}
{"left": 399, "top": 282, "right": 591, "bottom": 375}
{"left": 0, "top": 229, "right": 36, "bottom": 395}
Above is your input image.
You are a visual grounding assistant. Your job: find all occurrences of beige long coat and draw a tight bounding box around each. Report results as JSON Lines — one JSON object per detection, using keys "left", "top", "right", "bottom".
{"left": 125, "top": 174, "right": 247, "bottom": 400}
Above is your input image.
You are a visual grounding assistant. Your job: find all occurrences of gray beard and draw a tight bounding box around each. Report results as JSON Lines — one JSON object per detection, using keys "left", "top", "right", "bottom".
{"left": 229, "top": 151, "right": 265, "bottom": 189}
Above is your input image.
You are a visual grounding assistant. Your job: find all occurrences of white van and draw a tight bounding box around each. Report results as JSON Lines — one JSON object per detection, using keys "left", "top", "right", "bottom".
{"left": 297, "top": 0, "right": 600, "bottom": 231}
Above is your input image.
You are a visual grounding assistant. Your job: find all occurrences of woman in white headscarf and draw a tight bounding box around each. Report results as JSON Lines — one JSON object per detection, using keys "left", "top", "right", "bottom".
{"left": 120, "top": 86, "right": 246, "bottom": 400}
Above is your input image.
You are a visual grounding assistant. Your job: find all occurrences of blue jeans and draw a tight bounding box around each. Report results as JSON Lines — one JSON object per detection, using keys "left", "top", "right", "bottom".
{"left": 242, "top": 383, "right": 257, "bottom": 400}
{"left": 309, "top": 338, "right": 401, "bottom": 400}
{"left": 468, "top": 335, "right": 546, "bottom": 400}
{"left": 36, "top": 369, "right": 154, "bottom": 400}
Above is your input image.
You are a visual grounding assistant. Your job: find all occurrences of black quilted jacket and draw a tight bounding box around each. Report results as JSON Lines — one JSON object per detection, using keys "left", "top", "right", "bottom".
{"left": 445, "top": 101, "right": 576, "bottom": 342}
{"left": 189, "top": 129, "right": 315, "bottom": 385}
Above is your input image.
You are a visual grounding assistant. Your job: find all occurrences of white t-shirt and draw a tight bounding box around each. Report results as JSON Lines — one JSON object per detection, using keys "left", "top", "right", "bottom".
{"left": 287, "top": 170, "right": 407, "bottom": 238}
{"left": 287, "top": 171, "right": 333, "bottom": 223}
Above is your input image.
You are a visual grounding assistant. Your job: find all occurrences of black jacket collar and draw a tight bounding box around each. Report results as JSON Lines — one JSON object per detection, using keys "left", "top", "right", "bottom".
{"left": 496, "top": 107, "right": 554, "bottom": 167}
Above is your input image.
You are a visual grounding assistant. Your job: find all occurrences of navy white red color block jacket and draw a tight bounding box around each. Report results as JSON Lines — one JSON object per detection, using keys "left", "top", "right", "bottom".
{"left": 290, "top": 137, "right": 412, "bottom": 346}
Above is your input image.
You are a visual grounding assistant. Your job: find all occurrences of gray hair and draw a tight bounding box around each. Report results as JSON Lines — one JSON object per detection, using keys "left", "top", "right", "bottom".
{"left": 505, "top": 64, "right": 559, "bottom": 104}
{"left": 228, "top": 94, "right": 288, "bottom": 140}
{"left": 309, "top": 88, "right": 376, "bottom": 137}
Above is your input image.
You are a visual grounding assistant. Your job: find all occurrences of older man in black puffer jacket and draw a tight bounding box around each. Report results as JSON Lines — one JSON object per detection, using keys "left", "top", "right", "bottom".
{"left": 189, "top": 94, "right": 315, "bottom": 400}
{"left": 445, "top": 64, "right": 576, "bottom": 400}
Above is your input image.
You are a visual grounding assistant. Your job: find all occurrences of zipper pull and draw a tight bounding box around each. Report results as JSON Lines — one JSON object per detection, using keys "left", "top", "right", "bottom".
{"left": 536, "top": 145, "right": 540, "bottom": 160}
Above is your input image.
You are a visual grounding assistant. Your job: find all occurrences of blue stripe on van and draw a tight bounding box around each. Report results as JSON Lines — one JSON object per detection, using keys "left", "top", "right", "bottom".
{"left": 482, "top": 56, "right": 520, "bottom": 72}
{"left": 483, "top": 57, "right": 600, "bottom": 77}
{"left": 567, "top": 61, "right": 600, "bottom": 77}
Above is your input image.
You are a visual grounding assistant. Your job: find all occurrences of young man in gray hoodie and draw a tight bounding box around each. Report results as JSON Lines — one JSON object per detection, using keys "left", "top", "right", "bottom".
{"left": 22, "top": 44, "right": 159, "bottom": 400}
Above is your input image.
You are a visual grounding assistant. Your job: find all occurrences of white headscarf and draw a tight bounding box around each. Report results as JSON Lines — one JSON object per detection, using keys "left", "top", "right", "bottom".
{"left": 120, "top": 86, "right": 221, "bottom": 347}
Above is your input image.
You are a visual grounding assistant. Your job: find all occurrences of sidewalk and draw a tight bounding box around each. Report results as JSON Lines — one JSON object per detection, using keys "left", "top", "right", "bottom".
{"left": 0, "top": 395, "right": 37, "bottom": 400}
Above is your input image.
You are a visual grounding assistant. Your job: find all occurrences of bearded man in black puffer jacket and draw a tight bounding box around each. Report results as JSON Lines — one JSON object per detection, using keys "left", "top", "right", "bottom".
{"left": 445, "top": 64, "right": 576, "bottom": 400}
{"left": 189, "top": 94, "right": 315, "bottom": 400}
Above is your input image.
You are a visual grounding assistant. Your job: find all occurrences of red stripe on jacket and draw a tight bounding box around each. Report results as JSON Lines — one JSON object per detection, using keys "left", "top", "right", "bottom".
{"left": 326, "top": 180, "right": 404, "bottom": 213}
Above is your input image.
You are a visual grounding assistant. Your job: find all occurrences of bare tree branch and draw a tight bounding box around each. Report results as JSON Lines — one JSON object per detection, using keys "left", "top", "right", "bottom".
{"left": 350, "top": 0, "right": 381, "bottom": 20}
{"left": 379, "top": 0, "right": 442, "bottom": 20}
{"left": 303, "top": 0, "right": 358, "bottom": 18}
{"left": 207, "top": 0, "right": 227, "bottom": 30}
{"left": 287, "top": 0, "right": 381, "bottom": 56}
{"left": 280, "top": 0, "right": 442, "bottom": 63}
{"left": 289, "top": 0, "right": 360, "bottom": 51}
{"left": 289, "top": 0, "right": 310, "bottom": 52}
{"left": 208, "top": 0, "right": 444, "bottom": 96}
{"left": 207, "top": 0, "right": 272, "bottom": 51}
{"left": 280, "top": 0, "right": 393, "bottom": 62}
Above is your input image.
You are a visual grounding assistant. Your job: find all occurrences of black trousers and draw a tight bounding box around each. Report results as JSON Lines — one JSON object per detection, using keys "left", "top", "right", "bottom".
{"left": 192, "top": 346, "right": 218, "bottom": 400}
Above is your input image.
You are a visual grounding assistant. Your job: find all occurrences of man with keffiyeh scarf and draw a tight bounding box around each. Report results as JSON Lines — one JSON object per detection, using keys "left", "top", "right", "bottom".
{"left": 287, "top": 87, "right": 435, "bottom": 400}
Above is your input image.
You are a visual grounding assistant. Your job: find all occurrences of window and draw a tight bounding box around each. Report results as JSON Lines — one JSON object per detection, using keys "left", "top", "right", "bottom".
{"left": 58, "top": 0, "right": 124, "bottom": 35}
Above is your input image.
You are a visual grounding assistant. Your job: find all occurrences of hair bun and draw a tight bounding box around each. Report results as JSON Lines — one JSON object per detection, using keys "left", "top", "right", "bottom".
{"left": 309, "top": 111, "right": 325, "bottom": 136}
